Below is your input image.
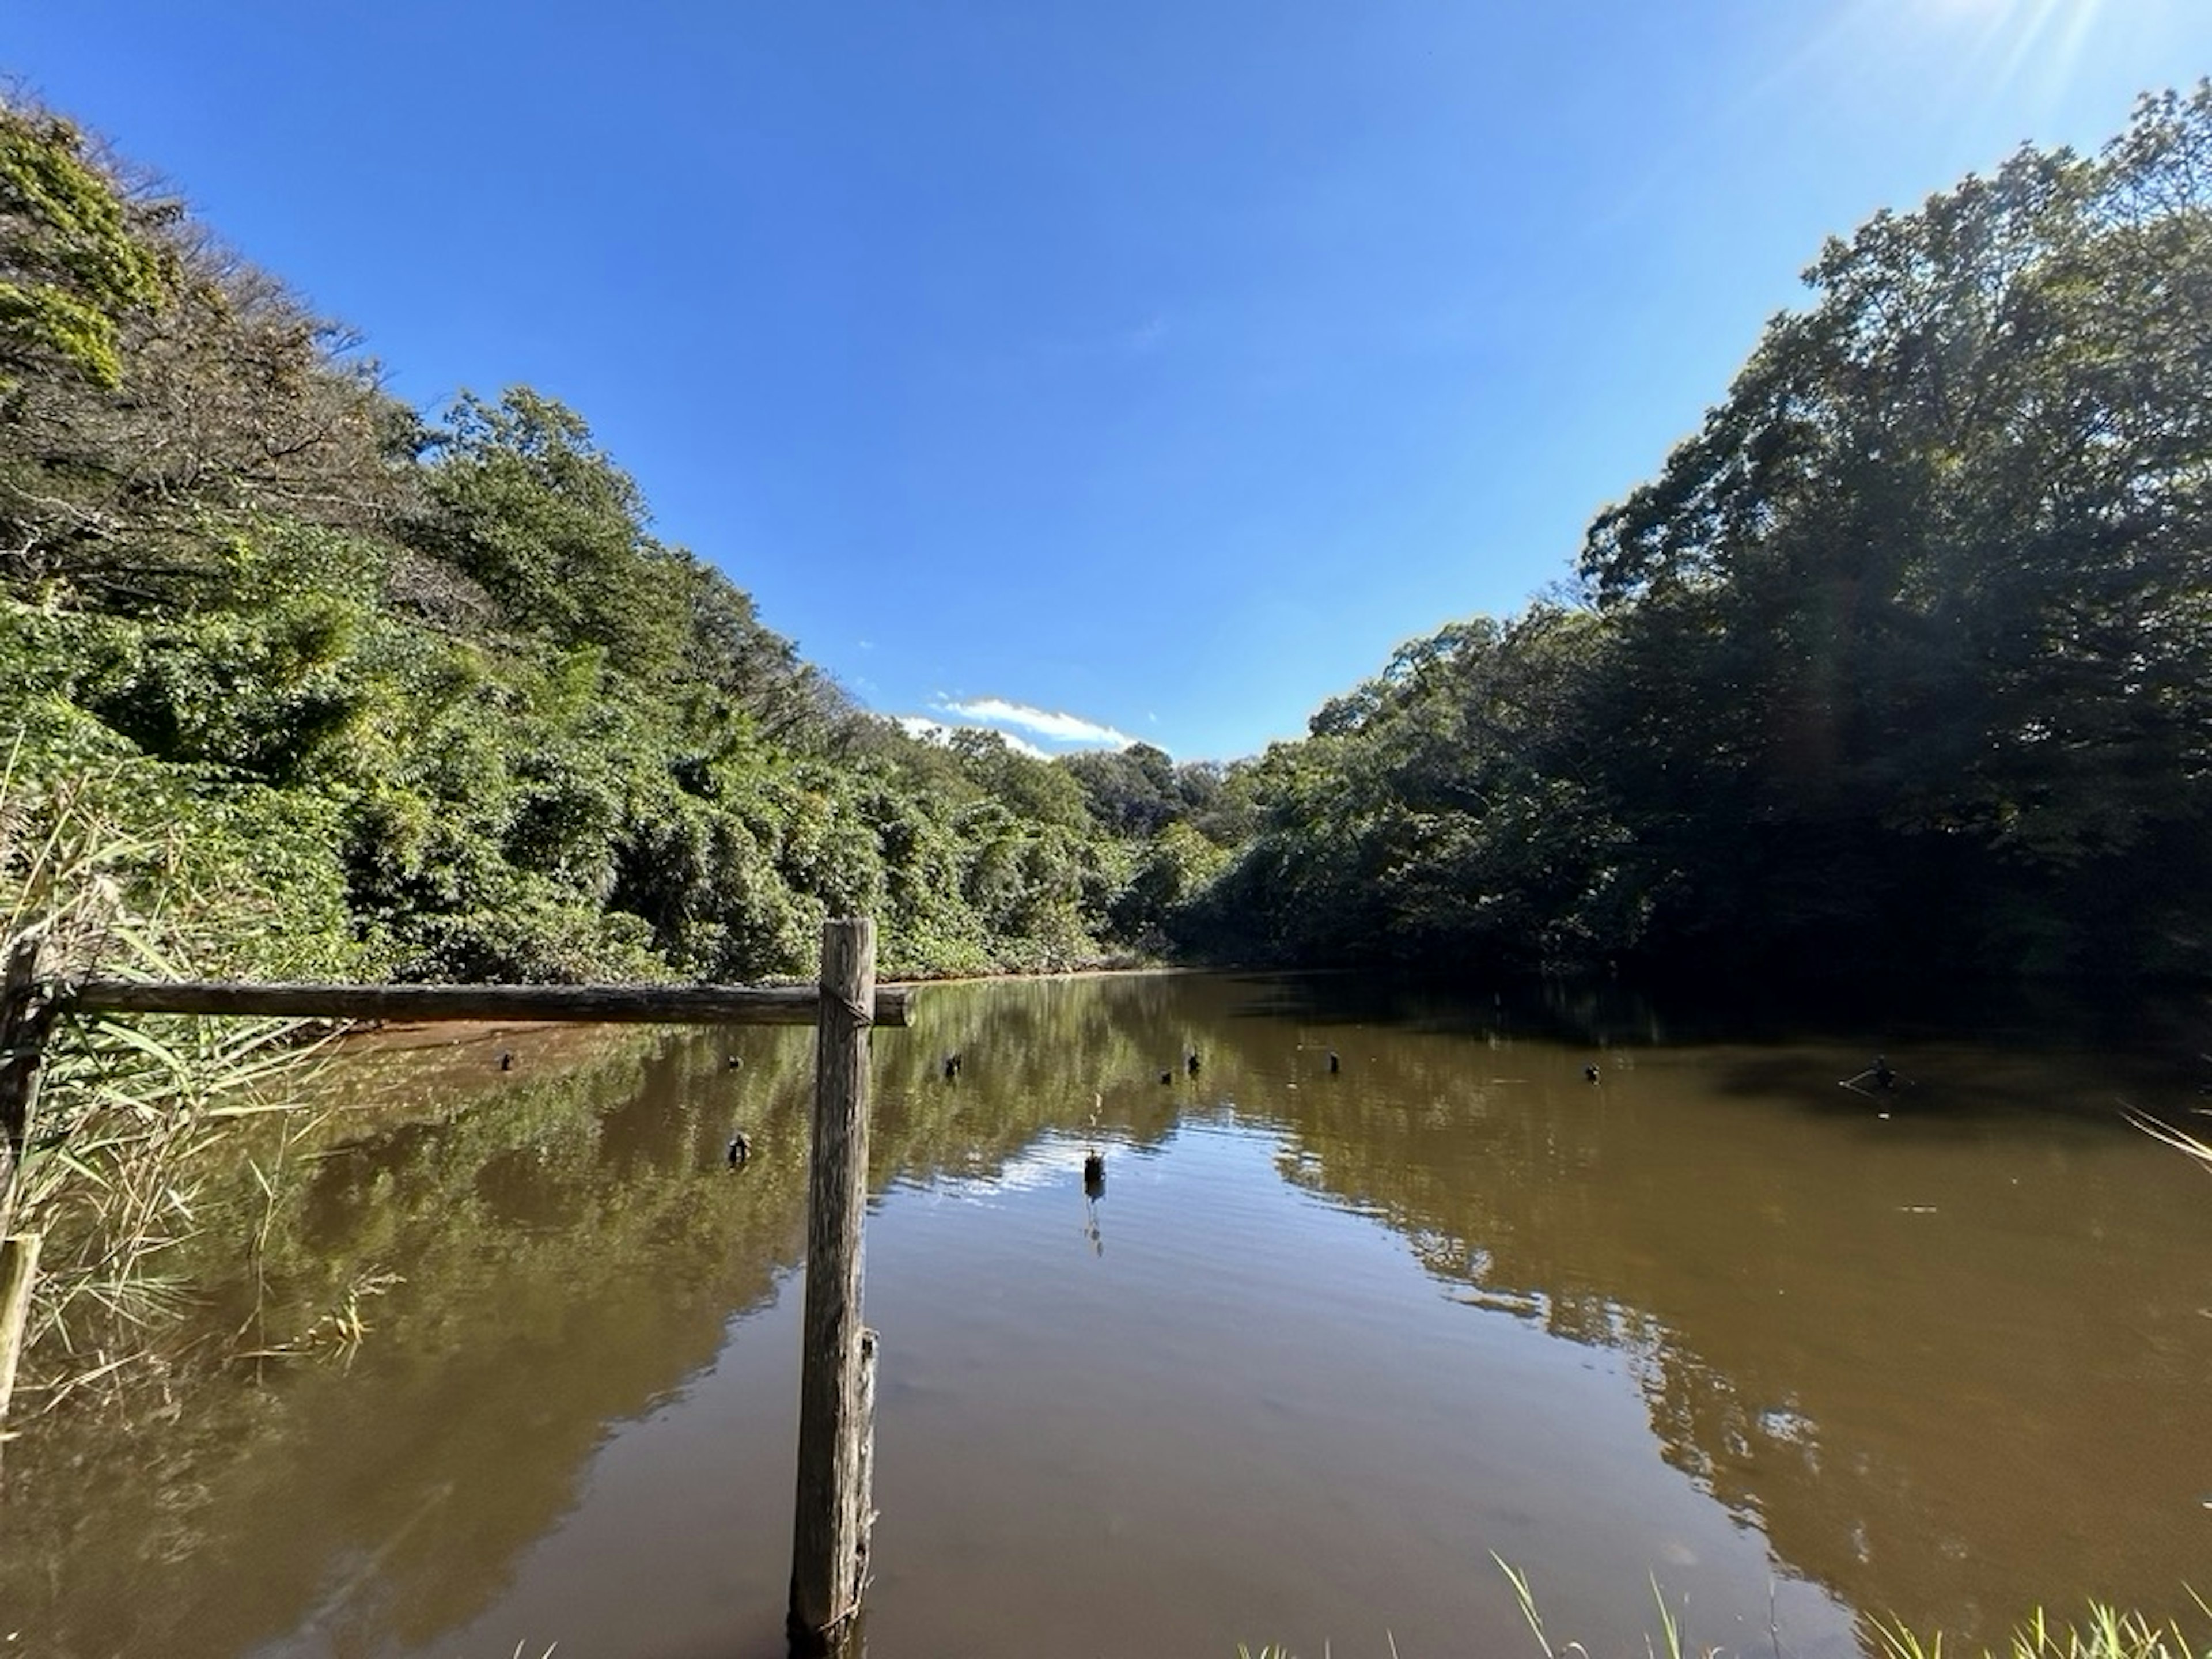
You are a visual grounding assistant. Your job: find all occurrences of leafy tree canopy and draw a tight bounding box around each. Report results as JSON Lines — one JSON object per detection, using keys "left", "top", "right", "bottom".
{"left": 1201, "top": 84, "right": 2212, "bottom": 982}
{"left": 0, "top": 103, "right": 171, "bottom": 391}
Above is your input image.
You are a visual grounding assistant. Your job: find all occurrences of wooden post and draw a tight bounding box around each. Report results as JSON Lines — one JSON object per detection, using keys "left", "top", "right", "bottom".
{"left": 1, "top": 935, "right": 54, "bottom": 1474}
{"left": 1, "top": 934, "right": 55, "bottom": 1240}
{"left": 788, "top": 918, "right": 878, "bottom": 1654}
{"left": 0, "top": 1232, "right": 39, "bottom": 1473}
{"left": 853, "top": 1325, "right": 878, "bottom": 1584}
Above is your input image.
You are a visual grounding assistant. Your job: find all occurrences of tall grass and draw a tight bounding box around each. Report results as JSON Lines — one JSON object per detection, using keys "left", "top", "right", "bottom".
{"left": 1870, "top": 1598, "right": 2212, "bottom": 1659}
{"left": 1496, "top": 1554, "right": 1717, "bottom": 1659}
{"left": 1503, "top": 1556, "right": 2212, "bottom": 1659}
{"left": 2, "top": 754, "right": 331, "bottom": 1412}
{"left": 2123, "top": 1107, "right": 2212, "bottom": 1173}
{"left": 1244, "top": 1569, "right": 2212, "bottom": 1659}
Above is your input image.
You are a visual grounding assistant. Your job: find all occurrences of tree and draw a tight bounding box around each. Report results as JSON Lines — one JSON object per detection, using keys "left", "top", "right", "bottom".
{"left": 1195, "top": 608, "right": 1639, "bottom": 971}
{"left": 1, "top": 162, "right": 405, "bottom": 605}
{"left": 948, "top": 728, "right": 1092, "bottom": 829}
{"left": 1575, "top": 84, "right": 2212, "bottom": 975}
{"left": 1060, "top": 742, "right": 1183, "bottom": 836}
{"left": 411, "top": 388, "right": 690, "bottom": 677}
{"left": 0, "top": 104, "right": 171, "bottom": 392}
{"left": 0, "top": 93, "right": 1164, "bottom": 993}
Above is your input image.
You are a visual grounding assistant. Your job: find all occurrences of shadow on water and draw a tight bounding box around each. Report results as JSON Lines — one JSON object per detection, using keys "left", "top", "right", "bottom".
{"left": 2, "top": 970, "right": 2209, "bottom": 1657}
{"left": 1259, "top": 967, "right": 2212, "bottom": 1127}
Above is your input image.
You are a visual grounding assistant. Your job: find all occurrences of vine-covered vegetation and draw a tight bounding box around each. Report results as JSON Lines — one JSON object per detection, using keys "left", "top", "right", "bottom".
{"left": 0, "top": 100, "right": 1237, "bottom": 985}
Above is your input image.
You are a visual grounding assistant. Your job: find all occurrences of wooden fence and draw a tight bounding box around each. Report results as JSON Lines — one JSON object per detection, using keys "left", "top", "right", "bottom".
{"left": 0, "top": 916, "right": 900, "bottom": 1656}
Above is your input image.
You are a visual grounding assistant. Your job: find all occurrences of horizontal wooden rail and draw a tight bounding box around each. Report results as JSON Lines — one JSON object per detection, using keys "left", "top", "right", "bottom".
{"left": 66, "top": 980, "right": 912, "bottom": 1028}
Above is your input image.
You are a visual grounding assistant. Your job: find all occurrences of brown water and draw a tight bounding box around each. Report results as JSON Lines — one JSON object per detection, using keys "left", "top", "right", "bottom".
{"left": 5, "top": 971, "right": 2211, "bottom": 1658}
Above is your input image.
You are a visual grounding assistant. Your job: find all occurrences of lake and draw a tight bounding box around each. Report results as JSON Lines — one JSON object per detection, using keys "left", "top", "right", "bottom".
{"left": 5, "top": 969, "right": 2210, "bottom": 1658}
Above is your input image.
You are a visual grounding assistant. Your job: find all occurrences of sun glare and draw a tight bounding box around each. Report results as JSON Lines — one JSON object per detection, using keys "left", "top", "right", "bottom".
{"left": 1918, "top": 0, "right": 2115, "bottom": 73}
{"left": 1995, "top": 0, "right": 2119, "bottom": 107}
{"left": 1836, "top": 0, "right": 2142, "bottom": 118}
{"left": 1759, "top": 0, "right": 2144, "bottom": 142}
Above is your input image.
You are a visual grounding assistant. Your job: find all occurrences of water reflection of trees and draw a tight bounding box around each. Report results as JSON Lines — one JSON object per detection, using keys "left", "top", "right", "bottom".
{"left": 0, "top": 975, "right": 1200, "bottom": 1656}
{"left": 1234, "top": 976, "right": 2212, "bottom": 1647}
{"left": 6, "top": 972, "right": 2206, "bottom": 1654}
{"left": 1, "top": 1028, "right": 809, "bottom": 1657}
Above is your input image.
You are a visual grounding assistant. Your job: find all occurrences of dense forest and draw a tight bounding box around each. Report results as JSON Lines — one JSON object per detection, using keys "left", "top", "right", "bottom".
{"left": 1192, "top": 85, "right": 2212, "bottom": 984}
{"left": 6, "top": 86, "right": 2211, "bottom": 989}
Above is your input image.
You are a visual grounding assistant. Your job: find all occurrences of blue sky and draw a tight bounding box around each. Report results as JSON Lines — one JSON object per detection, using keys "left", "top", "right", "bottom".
{"left": 11, "top": 1, "right": 2212, "bottom": 760}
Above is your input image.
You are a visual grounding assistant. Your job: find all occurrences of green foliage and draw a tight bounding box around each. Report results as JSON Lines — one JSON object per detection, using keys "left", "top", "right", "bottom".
{"left": 0, "top": 105, "right": 171, "bottom": 389}
{"left": 0, "top": 757, "right": 343, "bottom": 1406}
{"left": 411, "top": 388, "right": 692, "bottom": 679}
{"left": 17, "top": 79, "right": 2212, "bottom": 995}
{"left": 0, "top": 281, "right": 131, "bottom": 390}
{"left": 1200, "top": 84, "right": 2212, "bottom": 985}
{"left": 1063, "top": 740, "right": 1202, "bottom": 837}
{"left": 0, "top": 99, "right": 1208, "bottom": 989}
{"left": 1493, "top": 1558, "right": 2212, "bottom": 1659}
{"left": 1570, "top": 84, "right": 2212, "bottom": 976}
{"left": 1869, "top": 1601, "right": 2212, "bottom": 1659}
{"left": 950, "top": 728, "right": 1091, "bottom": 829}
{"left": 1112, "top": 820, "right": 1228, "bottom": 946}
{"left": 0, "top": 153, "right": 404, "bottom": 613}
{"left": 1191, "top": 609, "right": 1642, "bottom": 972}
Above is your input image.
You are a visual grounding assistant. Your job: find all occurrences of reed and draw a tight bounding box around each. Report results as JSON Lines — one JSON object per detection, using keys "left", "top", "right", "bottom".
{"left": 1496, "top": 1554, "right": 1709, "bottom": 1659}
{"left": 1244, "top": 1571, "right": 2212, "bottom": 1659}
{"left": 1870, "top": 1597, "right": 2212, "bottom": 1659}
{"left": 2123, "top": 1107, "right": 2212, "bottom": 1173}
{"left": 2, "top": 755, "right": 331, "bottom": 1410}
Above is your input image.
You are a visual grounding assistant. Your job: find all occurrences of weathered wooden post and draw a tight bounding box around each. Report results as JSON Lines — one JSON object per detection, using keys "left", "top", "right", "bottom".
{"left": 1, "top": 934, "right": 56, "bottom": 1469}
{"left": 788, "top": 917, "right": 879, "bottom": 1654}
{"left": 0, "top": 1232, "right": 37, "bottom": 1468}
{"left": 1, "top": 934, "right": 51, "bottom": 1233}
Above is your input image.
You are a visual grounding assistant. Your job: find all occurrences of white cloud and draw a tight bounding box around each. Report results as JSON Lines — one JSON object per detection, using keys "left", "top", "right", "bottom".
{"left": 935, "top": 698, "right": 1134, "bottom": 748}
{"left": 896, "top": 715, "right": 1052, "bottom": 760}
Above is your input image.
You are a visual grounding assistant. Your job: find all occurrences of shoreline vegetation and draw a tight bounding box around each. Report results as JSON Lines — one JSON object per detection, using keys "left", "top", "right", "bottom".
{"left": 1232, "top": 1561, "right": 2212, "bottom": 1659}
{"left": 1240, "top": 1576, "right": 2212, "bottom": 1659}
{"left": 6, "top": 69, "right": 2212, "bottom": 1659}
{"left": 6, "top": 87, "right": 2212, "bottom": 1011}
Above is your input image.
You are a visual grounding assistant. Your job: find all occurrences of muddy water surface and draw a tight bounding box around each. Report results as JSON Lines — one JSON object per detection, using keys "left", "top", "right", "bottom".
{"left": 6, "top": 972, "right": 2210, "bottom": 1658}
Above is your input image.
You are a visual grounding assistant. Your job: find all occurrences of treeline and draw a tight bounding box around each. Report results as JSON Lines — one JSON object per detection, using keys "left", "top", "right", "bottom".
{"left": 12, "top": 86, "right": 2211, "bottom": 991}
{"left": 1183, "top": 87, "right": 2212, "bottom": 984}
{"left": 0, "top": 101, "right": 1236, "bottom": 983}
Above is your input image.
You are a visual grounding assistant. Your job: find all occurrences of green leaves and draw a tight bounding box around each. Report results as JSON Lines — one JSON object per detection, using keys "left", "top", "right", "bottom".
{"left": 0, "top": 99, "right": 1228, "bottom": 993}
{"left": 1551, "top": 81, "right": 2212, "bottom": 975}
{"left": 0, "top": 107, "right": 171, "bottom": 390}
{"left": 412, "top": 388, "right": 692, "bottom": 680}
{"left": 1206, "top": 88, "right": 2212, "bottom": 981}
